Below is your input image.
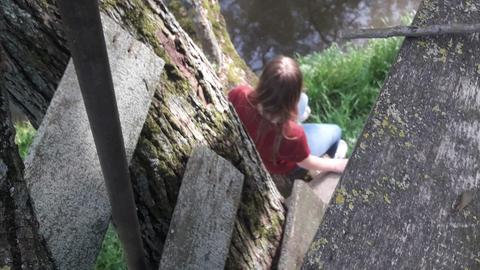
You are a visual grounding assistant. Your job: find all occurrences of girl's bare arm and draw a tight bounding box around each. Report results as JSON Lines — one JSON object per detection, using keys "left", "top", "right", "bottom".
{"left": 297, "top": 155, "right": 348, "bottom": 173}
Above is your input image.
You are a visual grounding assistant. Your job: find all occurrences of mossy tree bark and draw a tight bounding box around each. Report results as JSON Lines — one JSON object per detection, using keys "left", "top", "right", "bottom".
{"left": 165, "top": 0, "right": 257, "bottom": 88}
{"left": 1, "top": 0, "right": 284, "bottom": 269}
{"left": 0, "top": 75, "right": 54, "bottom": 268}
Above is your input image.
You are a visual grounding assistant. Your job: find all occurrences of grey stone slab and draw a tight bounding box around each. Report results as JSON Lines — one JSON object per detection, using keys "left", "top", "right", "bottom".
{"left": 23, "top": 14, "right": 164, "bottom": 270}
{"left": 159, "top": 147, "right": 244, "bottom": 270}
{"left": 308, "top": 172, "right": 341, "bottom": 205}
{"left": 303, "top": 2, "right": 480, "bottom": 269}
{"left": 278, "top": 180, "right": 326, "bottom": 270}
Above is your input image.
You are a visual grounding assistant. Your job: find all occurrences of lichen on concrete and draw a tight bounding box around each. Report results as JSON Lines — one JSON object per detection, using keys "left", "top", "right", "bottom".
{"left": 303, "top": 1, "right": 480, "bottom": 269}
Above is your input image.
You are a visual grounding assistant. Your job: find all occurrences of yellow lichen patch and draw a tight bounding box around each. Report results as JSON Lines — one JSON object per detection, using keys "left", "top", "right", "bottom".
{"left": 381, "top": 118, "right": 389, "bottom": 128}
{"left": 405, "top": 142, "right": 414, "bottom": 148}
{"left": 417, "top": 41, "right": 428, "bottom": 48}
{"left": 456, "top": 43, "right": 464, "bottom": 55}
{"left": 438, "top": 48, "right": 448, "bottom": 63}
{"left": 395, "top": 180, "right": 410, "bottom": 191}
{"left": 348, "top": 202, "right": 354, "bottom": 210}
{"left": 310, "top": 237, "right": 329, "bottom": 252}
{"left": 379, "top": 110, "right": 409, "bottom": 138}
{"left": 0, "top": 266, "right": 11, "bottom": 270}
{"left": 423, "top": 43, "right": 449, "bottom": 63}
{"left": 335, "top": 193, "right": 345, "bottom": 205}
{"left": 359, "top": 142, "right": 367, "bottom": 150}
{"left": 361, "top": 189, "right": 374, "bottom": 203}
{"left": 318, "top": 237, "right": 329, "bottom": 245}
{"left": 383, "top": 193, "right": 392, "bottom": 204}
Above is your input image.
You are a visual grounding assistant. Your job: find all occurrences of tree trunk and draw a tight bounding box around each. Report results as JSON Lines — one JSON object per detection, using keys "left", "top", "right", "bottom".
{"left": 0, "top": 78, "right": 54, "bottom": 268}
{"left": 166, "top": 0, "right": 223, "bottom": 67}
{"left": 0, "top": 0, "right": 285, "bottom": 269}
{"left": 165, "top": 0, "right": 257, "bottom": 88}
{"left": 0, "top": 0, "right": 69, "bottom": 128}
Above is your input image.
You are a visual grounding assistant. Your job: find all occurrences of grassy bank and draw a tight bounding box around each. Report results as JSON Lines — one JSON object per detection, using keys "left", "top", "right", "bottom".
{"left": 298, "top": 37, "right": 403, "bottom": 149}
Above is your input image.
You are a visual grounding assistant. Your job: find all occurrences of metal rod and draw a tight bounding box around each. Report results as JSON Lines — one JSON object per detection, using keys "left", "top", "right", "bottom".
{"left": 340, "top": 23, "right": 480, "bottom": 39}
{"left": 56, "top": 1, "right": 147, "bottom": 269}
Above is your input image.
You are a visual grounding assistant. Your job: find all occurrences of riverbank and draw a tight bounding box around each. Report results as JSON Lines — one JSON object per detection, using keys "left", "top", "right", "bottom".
{"left": 299, "top": 37, "right": 403, "bottom": 150}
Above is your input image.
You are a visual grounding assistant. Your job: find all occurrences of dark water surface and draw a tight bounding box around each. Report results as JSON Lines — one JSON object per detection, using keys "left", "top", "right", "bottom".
{"left": 219, "top": 0, "right": 421, "bottom": 71}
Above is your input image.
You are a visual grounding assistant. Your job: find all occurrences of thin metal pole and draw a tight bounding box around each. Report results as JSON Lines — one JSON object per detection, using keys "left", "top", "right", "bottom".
{"left": 56, "top": 1, "right": 147, "bottom": 269}
{"left": 341, "top": 23, "right": 480, "bottom": 39}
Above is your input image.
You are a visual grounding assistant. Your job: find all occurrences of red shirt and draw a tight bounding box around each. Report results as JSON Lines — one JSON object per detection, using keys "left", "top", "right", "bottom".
{"left": 228, "top": 85, "right": 310, "bottom": 174}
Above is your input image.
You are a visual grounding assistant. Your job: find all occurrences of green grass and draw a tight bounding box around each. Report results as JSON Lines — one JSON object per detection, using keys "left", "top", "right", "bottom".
{"left": 298, "top": 37, "right": 403, "bottom": 149}
{"left": 13, "top": 121, "right": 127, "bottom": 269}
{"left": 14, "top": 121, "right": 36, "bottom": 159}
{"left": 95, "top": 225, "right": 127, "bottom": 270}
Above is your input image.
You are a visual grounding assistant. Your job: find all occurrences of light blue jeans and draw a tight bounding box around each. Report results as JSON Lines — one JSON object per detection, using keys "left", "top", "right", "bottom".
{"left": 297, "top": 93, "right": 341, "bottom": 157}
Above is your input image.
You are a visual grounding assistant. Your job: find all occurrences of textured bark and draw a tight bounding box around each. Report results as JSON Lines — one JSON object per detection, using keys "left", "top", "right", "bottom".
{"left": 0, "top": 83, "right": 54, "bottom": 268}
{"left": 168, "top": 0, "right": 223, "bottom": 67}
{"left": 304, "top": 0, "right": 480, "bottom": 269}
{"left": 166, "top": 0, "right": 257, "bottom": 88}
{"left": 1, "top": 0, "right": 285, "bottom": 269}
{"left": 0, "top": 0, "right": 69, "bottom": 128}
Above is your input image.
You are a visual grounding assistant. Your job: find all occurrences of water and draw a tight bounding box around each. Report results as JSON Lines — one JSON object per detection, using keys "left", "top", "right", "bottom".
{"left": 219, "top": 0, "right": 420, "bottom": 71}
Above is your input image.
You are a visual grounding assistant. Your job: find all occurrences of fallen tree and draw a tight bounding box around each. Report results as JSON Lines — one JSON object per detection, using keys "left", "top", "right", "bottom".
{"left": 0, "top": 0, "right": 284, "bottom": 269}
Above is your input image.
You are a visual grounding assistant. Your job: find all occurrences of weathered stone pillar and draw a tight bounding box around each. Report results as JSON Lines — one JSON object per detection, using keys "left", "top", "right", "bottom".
{"left": 303, "top": 1, "right": 480, "bottom": 269}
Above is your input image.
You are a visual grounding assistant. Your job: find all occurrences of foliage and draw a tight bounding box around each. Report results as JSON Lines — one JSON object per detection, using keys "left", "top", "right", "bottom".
{"left": 298, "top": 37, "right": 403, "bottom": 149}
{"left": 95, "top": 225, "right": 127, "bottom": 270}
{"left": 14, "top": 121, "right": 36, "bottom": 159}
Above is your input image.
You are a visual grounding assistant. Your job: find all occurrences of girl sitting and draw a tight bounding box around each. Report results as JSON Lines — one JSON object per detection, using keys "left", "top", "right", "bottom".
{"left": 228, "top": 56, "right": 348, "bottom": 176}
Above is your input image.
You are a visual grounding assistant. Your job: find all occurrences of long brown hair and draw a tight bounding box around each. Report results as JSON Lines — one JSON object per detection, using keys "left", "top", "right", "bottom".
{"left": 249, "top": 56, "right": 303, "bottom": 163}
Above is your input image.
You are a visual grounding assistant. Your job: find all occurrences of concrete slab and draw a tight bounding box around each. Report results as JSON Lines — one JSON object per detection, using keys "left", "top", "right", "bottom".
{"left": 24, "top": 14, "right": 164, "bottom": 270}
{"left": 303, "top": 2, "right": 480, "bottom": 268}
{"left": 278, "top": 180, "right": 326, "bottom": 270}
{"left": 308, "top": 172, "right": 341, "bottom": 205}
{"left": 159, "top": 147, "right": 244, "bottom": 270}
